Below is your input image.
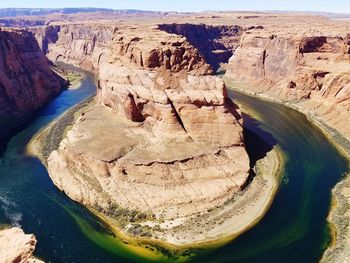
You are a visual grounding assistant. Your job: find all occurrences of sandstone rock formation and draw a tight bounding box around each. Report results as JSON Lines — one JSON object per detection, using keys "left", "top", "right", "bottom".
{"left": 38, "top": 23, "right": 251, "bottom": 244}
{"left": 32, "top": 24, "right": 114, "bottom": 72}
{"left": 158, "top": 23, "right": 243, "bottom": 71}
{"left": 224, "top": 16, "right": 350, "bottom": 261}
{"left": 0, "top": 28, "right": 66, "bottom": 140}
{"left": 33, "top": 23, "right": 214, "bottom": 75}
{"left": 25, "top": 12, "right": 350, "bottom": 250}
{"left": 0, "top": 227, "right": 44, "bottom": 263}
{"left": 225, "top": 19, "right": 350, "bottom": 145}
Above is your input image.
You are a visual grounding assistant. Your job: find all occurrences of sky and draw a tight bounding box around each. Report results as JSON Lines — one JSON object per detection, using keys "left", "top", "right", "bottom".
{"left": 0, "top": 0, "right": 349, "bottom": 13}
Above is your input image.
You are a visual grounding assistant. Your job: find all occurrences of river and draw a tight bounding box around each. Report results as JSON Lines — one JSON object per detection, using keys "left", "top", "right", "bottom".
{"left": 0, "top": 71, "right": 348, "bottom": 262}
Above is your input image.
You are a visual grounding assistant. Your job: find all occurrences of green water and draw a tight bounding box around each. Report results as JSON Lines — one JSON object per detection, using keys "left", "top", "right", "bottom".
{"left": 0, "top": 73, "right": 349, "bottom": 262}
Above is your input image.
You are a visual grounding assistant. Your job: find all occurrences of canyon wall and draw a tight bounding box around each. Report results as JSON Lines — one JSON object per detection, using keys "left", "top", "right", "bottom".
{"left": 158, "top": 23, "right": 243, "bottom": 71}
{"left": 41, "top": 23, "right": 251, "bottom": 244}
{"left": 226, "top": 32, "right": 350, "bottom": 144}
{"left": 32, "top": 24, "right": 115, "bottom": 72}
{"left": 0, "top": 28, "right": 66, "bottom": 139}
{"left": 33, "top": 23, "right": 214, "bottom": 74}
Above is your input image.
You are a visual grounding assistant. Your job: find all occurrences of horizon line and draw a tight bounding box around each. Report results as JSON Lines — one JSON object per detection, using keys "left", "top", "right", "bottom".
{"left": 0, "top": 7, "right": 349, "bottom": 15}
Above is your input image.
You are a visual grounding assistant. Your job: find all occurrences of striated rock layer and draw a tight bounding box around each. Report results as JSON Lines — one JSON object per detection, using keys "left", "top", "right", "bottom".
{"left": 158, "top": 23, "right": 243, "bottom": 71}
{"left": 224, "top": 17, "right": 350, "bottom": 262}
{"left": 0, "top": 28, "right": 66, "bottom": 139}
{"left": 41, "top": 23, "right": 251, "bottom": 245}
{"left": 0, "top": 227, "right": 44, "bottom": 263}
{"left": 226, "top": 28, "right": 350, "bottom": 146}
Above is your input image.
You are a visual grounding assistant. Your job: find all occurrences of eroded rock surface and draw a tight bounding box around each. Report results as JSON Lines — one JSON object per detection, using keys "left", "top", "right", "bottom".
{"left": 224, "top": 15, "right": 350, "bottom": 261}
{"left": 226, "top": 19, "right": 350, "bottom": 145}
{"left": 0, "top": 227, "right": 43, "bottom": 263}
{"left": 41, "top": 23, "right": 250, "bottom": 244}
{"left": 158, "top": 23, "right": 243, "bottom": 71}
{"left": 0, "top": 28, "right": 66, "bottom": 139}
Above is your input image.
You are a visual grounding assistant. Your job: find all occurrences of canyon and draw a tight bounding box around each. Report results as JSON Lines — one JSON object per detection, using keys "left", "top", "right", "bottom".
{"left": 34, "top": 12, "right": 350, "bottom": 258}
{"left": 29, "top": 21, "right": 263, "bottom": 245}
{"left": 223, "top": 14, "right": 350, "bottom": 263}
{"left": 225, "top": 17, "right": 350, "bottom": 148}
{"left": 0, "top": 9, "right": 350, "bottom": 262}
{"left": 0, "top": 27, "right": 66, "bottom": 141}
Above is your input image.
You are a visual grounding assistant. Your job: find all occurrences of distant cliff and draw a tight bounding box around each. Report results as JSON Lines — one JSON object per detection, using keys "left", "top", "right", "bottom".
{"left": 158, "top": 23, "right": 243, "bottom": 71}
{"left": 226, "top": 32, "right": 350, "bottom": 144}
{"left": 0, "top": 8, "right": 165, "bottom": 18}
{"left": 0, "top": 28, "right": 67, "bottom": 139}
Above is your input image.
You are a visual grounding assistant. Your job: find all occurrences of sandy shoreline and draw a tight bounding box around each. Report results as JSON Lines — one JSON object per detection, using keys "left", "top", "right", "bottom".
{"left": 68, "top": 75, "right": 83, "bottom": 90}
{"left": 224, "top": 77, "right": 350, "bottom": 263}
{"left": 27, "top": 90, "right": 285, "bottom": 256}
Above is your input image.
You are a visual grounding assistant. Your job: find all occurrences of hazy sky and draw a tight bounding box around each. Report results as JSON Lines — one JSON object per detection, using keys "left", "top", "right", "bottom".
{"left": 0, "top": 0, "right": 349, "bottom": 13}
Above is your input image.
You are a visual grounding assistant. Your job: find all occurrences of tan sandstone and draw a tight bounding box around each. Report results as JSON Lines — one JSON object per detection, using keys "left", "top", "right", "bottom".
{"left": 0, "top": 227, "right": 44, "bottom": 263}
{"left": 26, "top": 21, "right": 256, "bottom": 246}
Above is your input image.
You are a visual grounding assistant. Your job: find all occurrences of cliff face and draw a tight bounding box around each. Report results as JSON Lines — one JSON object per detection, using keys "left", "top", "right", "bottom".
{"left": 43, "top": 23, "right": 251, "bottom": 245}
{"left": 0, "top": 18, "right": 46, "bottom": 28}
{"left": 226, "top": 32, "right": 350, "bottom": 143}
{"left": 158, "top": 23, "right": 243, "bottom": 71}
{"left": 0, "top": 28, "right": 66, "bottom": 139}
{"left": 32, "top": 24, "right": 115, "bottom": 72}
{"left": 33, "top": 24, "right": 213, "bottom": 75}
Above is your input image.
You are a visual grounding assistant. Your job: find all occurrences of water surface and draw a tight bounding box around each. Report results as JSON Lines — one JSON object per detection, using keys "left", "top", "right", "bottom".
{"left": 0, "top": 75, "right": 348, "bottom": 262}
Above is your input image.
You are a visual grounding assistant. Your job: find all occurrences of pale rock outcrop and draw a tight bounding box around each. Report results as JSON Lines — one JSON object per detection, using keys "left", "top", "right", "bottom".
{"left": 0, "top": 227, "right": 44, "bottom": 263}
{"left": 110, "top": 28, "right": 213, "bottom": 75}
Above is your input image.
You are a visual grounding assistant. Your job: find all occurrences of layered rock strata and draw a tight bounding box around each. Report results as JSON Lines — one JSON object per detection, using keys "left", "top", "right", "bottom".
{"left": 158, "top": 23, "right": 243, "bottom": 71}
{"left": 0, "top": 227, "right": 44, "bottom": 263}
{"left": 226, "top": 31, "right": 350, "bottom": 146}
{"left": 32, "top": 24, "right": 115, "bottom": 72}
{"left": 0, "top": 28, "right": 66, "bottom": 139}
{"left": 33, "top": 23, "right": 213, "bottom": 75}
{"left": 224, "top": 18, "right": 350, "bottom": 261}
{"left": 43, "top": 25, "right": 251, "bottom": 245}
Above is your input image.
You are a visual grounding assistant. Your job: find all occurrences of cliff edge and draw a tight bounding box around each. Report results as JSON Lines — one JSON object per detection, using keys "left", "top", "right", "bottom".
{"left": 0, "top": 28, "right": 67, "bottom": 140}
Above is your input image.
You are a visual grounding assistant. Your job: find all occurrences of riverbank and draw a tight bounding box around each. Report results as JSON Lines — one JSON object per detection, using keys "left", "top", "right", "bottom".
{"left": 84, "top": 146, "right": 284, "bottom": 255}
{"left": 26, "top": 96, "right": 94, "bottom": 163}
{"left": 321, "top": 174, "right": 350, "bottom": 263}
{"left": 66, "top": 72, "right": 84, "bottom": 90}
{"left": 224, "top": 77, "right": 350, "bottom": 263}
{"left": 52, "top": 63, "right": 84, "bottom": 90}
{"left": 27, "top": 87, "right": 285, "bottom": 258}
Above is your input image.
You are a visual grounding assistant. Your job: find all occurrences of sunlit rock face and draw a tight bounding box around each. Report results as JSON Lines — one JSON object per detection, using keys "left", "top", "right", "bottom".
{"left": 0, "top": 227, "right": 44, "bottom": 263}
{"left": 158, "top": 23, "right": 243, "bottom": 71}
{"left": 0, "top": 28, "right": 66, "bottom": 139}
{"left": 43, "top": 22, "right": 250, "bottom": 244}
{"left": 226, "top": 29, "right": 350, "bottom": 143}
